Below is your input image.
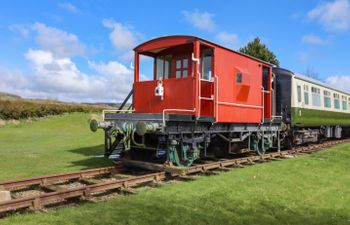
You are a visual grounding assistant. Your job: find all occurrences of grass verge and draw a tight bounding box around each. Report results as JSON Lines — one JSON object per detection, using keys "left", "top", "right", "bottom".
{"left": 0, "top": 113, "right": 112, "bottom": 181}
{"left": 0, "top": 113, "right": 349, "bottom": 224}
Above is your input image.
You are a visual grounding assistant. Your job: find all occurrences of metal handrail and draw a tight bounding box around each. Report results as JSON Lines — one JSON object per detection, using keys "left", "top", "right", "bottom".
{"left": 162, "top": 108, "right": 196, "bottom": 127}
{"left": 102, "top": 109, "right": 135, "bottom": 121}
{"left": 118, "top": 88, "right": 133, "bottom": 111}
{"left": 217, "top": 101, "right": 263, "bottom": 109}
{"left": 215, "top": 75, "right": 219, "bottom": 122}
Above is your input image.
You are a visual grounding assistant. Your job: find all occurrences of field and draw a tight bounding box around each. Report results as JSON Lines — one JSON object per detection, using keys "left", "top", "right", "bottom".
{"left": 0, "top": 113, "right": 112, "bottom": 180}
{"left": 0, "top": 113, "right": 349, "bottom": 225}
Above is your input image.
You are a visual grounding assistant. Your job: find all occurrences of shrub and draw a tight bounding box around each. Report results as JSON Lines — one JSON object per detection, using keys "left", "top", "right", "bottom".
{"left": 0, "top": 100, "right": 103, "bottom": 120}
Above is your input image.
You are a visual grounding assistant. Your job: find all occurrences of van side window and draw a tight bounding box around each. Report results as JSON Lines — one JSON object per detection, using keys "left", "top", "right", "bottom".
{"left": 236, "top": 73, "right": 242, "bottom": 83}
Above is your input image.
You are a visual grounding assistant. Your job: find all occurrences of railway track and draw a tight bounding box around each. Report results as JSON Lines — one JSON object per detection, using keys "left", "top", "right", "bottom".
{"left": 0, "top": 139, "right": 348, "bottom": 217}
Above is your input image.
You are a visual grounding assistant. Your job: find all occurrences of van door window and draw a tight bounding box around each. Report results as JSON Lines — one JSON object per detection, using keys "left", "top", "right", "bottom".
{"left": 200, "top": 49, "right": 213, "bottom": 80}
{"left": 262, "top": 67, "right": 269, "bottom": 90}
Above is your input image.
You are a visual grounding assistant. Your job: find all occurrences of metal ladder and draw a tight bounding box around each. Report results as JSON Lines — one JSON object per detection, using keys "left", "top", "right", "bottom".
{"left": 198, "top": 77, "right": 215, "bottom": 118}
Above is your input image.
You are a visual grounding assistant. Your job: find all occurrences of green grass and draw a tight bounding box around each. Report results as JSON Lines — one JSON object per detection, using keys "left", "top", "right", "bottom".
{"left": 0, "top": 113, "right": 112, "bottom": 181}
{"left": 1, "top": 113, "right": 350, "bottom": 224}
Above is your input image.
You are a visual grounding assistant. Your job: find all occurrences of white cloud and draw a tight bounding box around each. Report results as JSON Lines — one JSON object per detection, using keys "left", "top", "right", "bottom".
{"left": 88, "top": 60, "right": 133, "bottom": 96}
{"left": 214, "top": 32, "right": 239, "bottom": 50}
{"left": 0, "top": 49, "right": 134, "bottom": 102}
{"left": 302, "top": 34, "right": 328, "bottom": 45}
{"left": 308, "top": 0, "right": 350, "bottom": 31}
{"left": 326, "top": 75, "right": 350, "bottom": 92}
{"left": 25, "top": 49, "right": 101, "bottom": 97}
{"left": 297, "top": 50, "right": 323, "bottom": 64}
{"left": 182, "top": 9, "right": 216, "bottom": 32}
{"left": 9, "top": 24, "right": 30, "bottom": 38}
{"left": 2, "top": 22, "right": 138, "bottom": 102}
{"left": 103, "top": 19, "right": 139, "bottom": 51}
{"left": 297, "top": 52, "right": 311, "bottom": 63}
{"left": 291, "top": 12, "right": 302, "bottom": 20}
{"left": 89, "top": 60, "right": 131, "bottom": 76}
{"left": 25, "top": 49, "right": 53, "bottom": 65}
{"left": 58, "top": 2, "right": 80, "bottom": 14}
{"left": 31, "top": 22, "right": 86, "bottom": 58}
{"left": 102, "top": 19, "right": 142, "bottom": 61}
{"left": 0, "top": 67, "right": 32, "bottom": 94}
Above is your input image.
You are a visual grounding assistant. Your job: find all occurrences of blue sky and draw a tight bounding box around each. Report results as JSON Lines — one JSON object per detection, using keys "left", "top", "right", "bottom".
{"left": 1, "top": 0, "right": 350, "bottom": 102}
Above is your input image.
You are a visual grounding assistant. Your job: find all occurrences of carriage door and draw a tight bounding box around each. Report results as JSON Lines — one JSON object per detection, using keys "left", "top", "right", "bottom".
{"left": 199, "top": 48, "right": 215, "bottom": 118}
{"left": 262, "top": 66, "right": 272, "bottom": 120}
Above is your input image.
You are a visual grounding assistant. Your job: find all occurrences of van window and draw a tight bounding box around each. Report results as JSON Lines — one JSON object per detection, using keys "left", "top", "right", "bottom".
{"left": 262, "top": 67, "right": 269, "bottom": 90}
{"left": 236, "top": 73, "right": 242, "bottom": 83}
{"left": 200, "top": 49, "right": 213, "bottom": 80}
{"left": 155, "top": 55, "right": 171, "bottom": 79}
{"left": 174, "top": 54, "right": 190, "bottom": 78}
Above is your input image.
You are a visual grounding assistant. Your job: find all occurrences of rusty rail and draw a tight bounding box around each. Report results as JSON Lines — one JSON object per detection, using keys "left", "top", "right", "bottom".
{"left": 0, "top": 172, "right": 166, "bottom": 213}
{"left": 0, "top": 138, "right": 348, "bottom": 215}
{"left": 0, "top": 165, "right": 123, "bottom": 191}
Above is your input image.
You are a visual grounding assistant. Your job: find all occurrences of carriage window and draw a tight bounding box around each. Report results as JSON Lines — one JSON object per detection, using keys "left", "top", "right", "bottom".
{"left": 304, "top": 85, "right": 309, "bottom": 105}
{"left": 334, "top": 93, "right": 340, "bottom": 109}
{"left": 297, "top": 85, "right": 302, "bottom": 103}
{"left": 324, "top": 90, "right": 331, "bottom": 108}
{"left": 156, "top": 55, "right": 171, "bottom": 80}
{"left": 311, "top": 87, "right": 321, "bottom": 106}
{"left": 342, "top": 96, "right": 347, "bottom": 110}
{"left": 200, "top": 49, "right": 213, "bottom": 80}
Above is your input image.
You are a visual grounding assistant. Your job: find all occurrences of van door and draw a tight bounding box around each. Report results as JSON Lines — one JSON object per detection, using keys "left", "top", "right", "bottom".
{"left": 262, "top": 66, "right": 272, "bottom": 120}
{"left": 199, "top": 48, "right": 215, "bottom": 118}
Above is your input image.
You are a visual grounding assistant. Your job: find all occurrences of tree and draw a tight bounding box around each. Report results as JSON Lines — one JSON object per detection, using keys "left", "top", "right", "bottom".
{"left": 304, "top": 66, "right": 319, "bottom": 79}
{"left": 239, "top": 37, "right": 280, "bottom": 66}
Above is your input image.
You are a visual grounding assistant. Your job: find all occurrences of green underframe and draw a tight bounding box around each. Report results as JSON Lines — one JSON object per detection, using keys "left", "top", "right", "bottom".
{"left": 292, "top": 107, "right": 350, "bottom": 126}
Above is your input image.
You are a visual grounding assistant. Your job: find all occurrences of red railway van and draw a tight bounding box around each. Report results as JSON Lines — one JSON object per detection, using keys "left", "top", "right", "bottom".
{"left": 91, "top": 35, "right": 280, "bottom": 167}
{"left": 133, "top": 35, "right": 273, "bottom": 123}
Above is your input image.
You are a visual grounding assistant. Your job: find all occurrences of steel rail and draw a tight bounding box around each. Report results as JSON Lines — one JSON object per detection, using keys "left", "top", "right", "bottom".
{"left": 0, "top": 138, "right": 348, "bottom": 215}
{"left": 0, "top": 172, "right": 166, "bottom": 213}
{"left": 0, "top": 165, "right": 124, "bottom": 191}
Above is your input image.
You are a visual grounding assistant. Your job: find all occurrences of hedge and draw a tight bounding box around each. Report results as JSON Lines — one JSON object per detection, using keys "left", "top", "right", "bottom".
{"left": 0, "top": 100, "right": 103, "bottom": 120}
